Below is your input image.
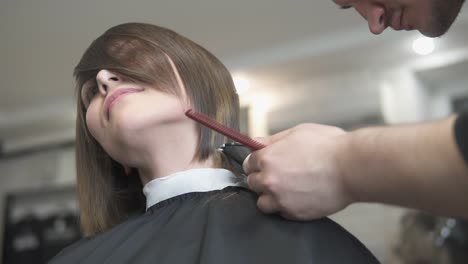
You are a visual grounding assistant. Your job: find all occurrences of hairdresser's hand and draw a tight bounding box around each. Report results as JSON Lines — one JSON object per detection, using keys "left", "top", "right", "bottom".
{"left": 243, "top": 124, "right": 353, "bottom": 220}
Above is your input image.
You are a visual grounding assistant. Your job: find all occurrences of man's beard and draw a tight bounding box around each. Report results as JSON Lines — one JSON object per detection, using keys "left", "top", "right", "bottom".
{"left": 424, "top": 0, "right": 465, "bottom": 37}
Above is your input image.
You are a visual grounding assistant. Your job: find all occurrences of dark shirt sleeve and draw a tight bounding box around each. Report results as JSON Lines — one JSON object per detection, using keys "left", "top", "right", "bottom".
{"left": 454, "top": 110, "right": 468, "bottom": 165}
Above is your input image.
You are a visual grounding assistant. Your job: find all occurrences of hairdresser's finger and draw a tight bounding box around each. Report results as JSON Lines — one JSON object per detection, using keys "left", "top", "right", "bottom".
{"left": 246, "top": 171, "right": 267, "bottom": 194}
{"left": 243, "top": 149, "right": 270, "bottom": 174}
{"left": 252, "top": 136, "right": 269, "bottom": 145}
{"left": 280, "top": 211, "right": 298, "bottom": 221}
{"left": 257, "top": 194, "right": 278, "bottom": 214}
{"left": 244, "top": 130, "right": 294, "bottom": 175}
{"left": 243, "top": 152, "right": 258, "bottom": 174}
{"left": 267, "top": 127, "right": 295, "bottom": 143}
{"left": 251, "top": 129, "right": 292, "bottom": 147}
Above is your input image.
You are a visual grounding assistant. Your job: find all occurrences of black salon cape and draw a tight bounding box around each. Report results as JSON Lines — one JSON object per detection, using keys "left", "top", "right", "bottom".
{"left": 49, "top": 187, "right": 379, "bottom": 264}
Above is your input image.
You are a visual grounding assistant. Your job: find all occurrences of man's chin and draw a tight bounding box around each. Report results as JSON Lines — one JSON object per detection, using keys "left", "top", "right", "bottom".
{"left": 419, "top": 26, "right": 447, "bottom": 38}
{"left": 420, "top": 30, "right": 443, "bottom": 38}
{"left": 420, "top": 10, "right": 459, "bottom": 38}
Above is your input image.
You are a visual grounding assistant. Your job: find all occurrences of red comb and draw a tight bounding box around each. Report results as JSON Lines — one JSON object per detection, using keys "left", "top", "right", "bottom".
{"left": 185, "top": 109, "right": 266, "bottom": 150}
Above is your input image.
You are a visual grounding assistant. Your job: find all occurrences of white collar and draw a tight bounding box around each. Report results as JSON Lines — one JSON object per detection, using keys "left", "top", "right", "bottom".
{"left": 143, "top": 168, "right": 247, "bottom": 210}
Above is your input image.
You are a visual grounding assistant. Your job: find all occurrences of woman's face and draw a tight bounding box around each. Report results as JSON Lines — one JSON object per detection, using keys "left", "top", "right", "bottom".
{"left": 81, "top": 69, "right": 186, "bottom": 164}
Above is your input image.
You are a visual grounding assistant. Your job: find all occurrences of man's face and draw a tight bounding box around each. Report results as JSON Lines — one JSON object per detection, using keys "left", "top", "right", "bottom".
{"left": 334, "top": 0, "right": 465, "bottom": 37}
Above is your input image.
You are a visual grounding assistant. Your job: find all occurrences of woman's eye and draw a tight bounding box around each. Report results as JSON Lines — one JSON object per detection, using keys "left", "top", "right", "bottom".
{"left": 87, "top": 86, "right": 98, "bottom": 102}
{"left": 82, "top": 86, "right": 98, "bottom": 109}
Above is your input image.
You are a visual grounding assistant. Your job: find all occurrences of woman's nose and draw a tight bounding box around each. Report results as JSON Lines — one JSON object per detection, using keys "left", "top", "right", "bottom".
{"left": 96, "top": 69, "right": 121, "bottom": 95}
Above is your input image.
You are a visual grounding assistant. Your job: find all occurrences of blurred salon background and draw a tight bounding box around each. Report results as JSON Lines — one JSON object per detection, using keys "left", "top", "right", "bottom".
{"left": 1, "top": 1, "right": 468, "bottom": 263}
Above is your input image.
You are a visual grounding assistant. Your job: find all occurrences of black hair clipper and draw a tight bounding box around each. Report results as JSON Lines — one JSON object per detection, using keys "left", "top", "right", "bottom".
{"left": 219, "top": 142, "right": 252, "bottom": 176}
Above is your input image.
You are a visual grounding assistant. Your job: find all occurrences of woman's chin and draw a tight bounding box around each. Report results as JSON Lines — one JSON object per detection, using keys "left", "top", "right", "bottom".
{"left": 110, "top": 108, "right": 146, "bottom": 131}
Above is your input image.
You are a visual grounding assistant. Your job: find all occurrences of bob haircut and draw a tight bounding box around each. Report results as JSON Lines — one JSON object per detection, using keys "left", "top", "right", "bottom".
{"left": 74, "top": 23, "right": 240, "bottom": 236}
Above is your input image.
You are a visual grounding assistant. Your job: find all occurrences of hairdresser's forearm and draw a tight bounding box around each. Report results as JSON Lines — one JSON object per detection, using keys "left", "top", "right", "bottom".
{"left": 339, "top": 115, "right": 468, "bottom": 218}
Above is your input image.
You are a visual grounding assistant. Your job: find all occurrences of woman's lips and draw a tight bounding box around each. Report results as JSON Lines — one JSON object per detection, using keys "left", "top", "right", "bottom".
{"left": 105, "top": 88, "right": 143, "bottom": 119}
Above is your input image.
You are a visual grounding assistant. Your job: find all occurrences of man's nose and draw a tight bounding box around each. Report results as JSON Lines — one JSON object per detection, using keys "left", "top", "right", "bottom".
{"left": 364, "top": 4, "right": 387, "bottom": 35}
{"left": 96, "top": 69, "right": 121, "bottom": 95}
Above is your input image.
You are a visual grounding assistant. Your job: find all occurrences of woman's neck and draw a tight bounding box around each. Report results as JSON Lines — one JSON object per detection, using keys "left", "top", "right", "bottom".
{"left": 129, "top": 122, "right": 216, "bottom": 185}
{"left": 138, "top": 156, "right": 215, "bottom": 186}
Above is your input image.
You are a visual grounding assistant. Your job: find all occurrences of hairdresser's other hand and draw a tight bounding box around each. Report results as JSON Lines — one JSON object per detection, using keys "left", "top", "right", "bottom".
{"left": 243, "top": 124, "right": 352, "bottom": 220}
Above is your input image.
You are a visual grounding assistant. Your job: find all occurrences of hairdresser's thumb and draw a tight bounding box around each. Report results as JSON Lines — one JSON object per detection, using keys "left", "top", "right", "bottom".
{"left": 252, "top": 136, "right": 270, "bottom": 146}
{"left": 250, "top": 128, "right": 293, "bottom": 150}
{"left": 264, "top": 127, "right": 295, "bottom": 145}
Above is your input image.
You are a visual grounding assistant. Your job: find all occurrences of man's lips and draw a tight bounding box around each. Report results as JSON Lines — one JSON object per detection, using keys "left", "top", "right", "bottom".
{"left": 389, "top": 9, "right": 404, "bottom": 30}
{"left": 105, "top": 88, "right": 143, "bottom": 119}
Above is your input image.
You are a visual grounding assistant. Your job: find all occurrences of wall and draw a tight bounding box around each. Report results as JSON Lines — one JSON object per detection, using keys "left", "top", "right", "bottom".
{"left": 0, "top": 146, "right": 76, "bottom": 262}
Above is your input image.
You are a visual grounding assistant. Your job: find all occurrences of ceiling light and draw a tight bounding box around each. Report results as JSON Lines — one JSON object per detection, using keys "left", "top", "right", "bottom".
{"left": 412, "top": 36, "right": 435, "bottom": 55}
{"left": 233, "top": 75, "right": 250, "bottom": 95}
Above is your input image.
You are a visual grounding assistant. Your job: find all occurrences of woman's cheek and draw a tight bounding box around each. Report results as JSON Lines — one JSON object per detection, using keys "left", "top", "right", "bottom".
{"left": 85, "top": 106, "right": 102, "bottom": 142}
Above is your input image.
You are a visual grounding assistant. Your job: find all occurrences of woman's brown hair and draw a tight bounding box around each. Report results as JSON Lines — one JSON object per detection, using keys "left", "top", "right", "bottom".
{"left": 74, "top": 23, "right": 240, "bottom": 236}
